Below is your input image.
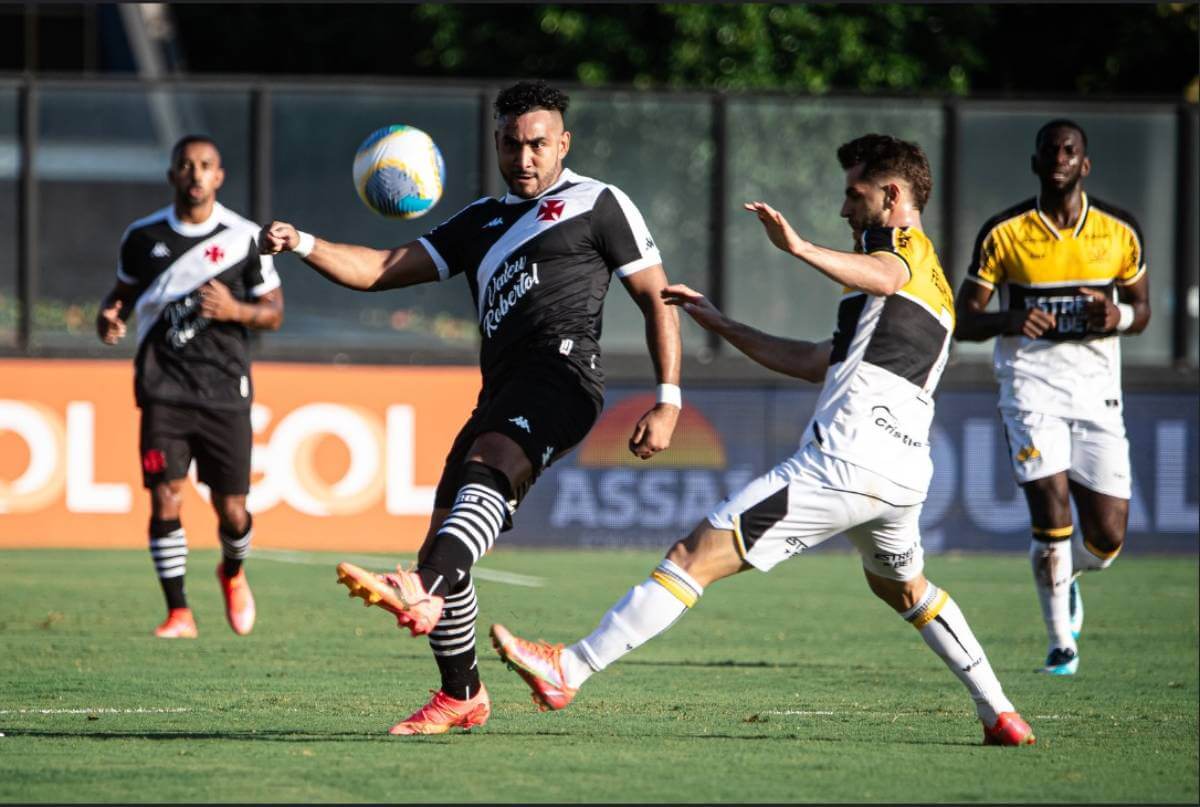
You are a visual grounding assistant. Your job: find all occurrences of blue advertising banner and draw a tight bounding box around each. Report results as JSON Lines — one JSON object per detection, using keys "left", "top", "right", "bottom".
{"left": 507, "top": 387, "right": 1199, "bottom": 554}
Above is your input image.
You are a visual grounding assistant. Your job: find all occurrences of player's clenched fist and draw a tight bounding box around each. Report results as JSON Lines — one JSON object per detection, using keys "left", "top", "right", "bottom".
{"left": 260, "top": 221, "right": 299, "bottom": 255}
{"left": 96, "top": 299, "right": 126, "bottom": 345}
{"left": 1078, "top": 287, "right": 1120, "bottom": 332}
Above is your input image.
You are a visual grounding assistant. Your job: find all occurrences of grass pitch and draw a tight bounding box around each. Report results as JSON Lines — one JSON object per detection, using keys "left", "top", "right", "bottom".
{"left": 1, "top": 547, "right": 1196, "bottom": 803}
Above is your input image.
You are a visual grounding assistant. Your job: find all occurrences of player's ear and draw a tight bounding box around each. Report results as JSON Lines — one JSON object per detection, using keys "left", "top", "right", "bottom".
{"left": 1080, "top": 155, "right": 1091, "bottom": 178}
{"left": 559, "top": 129, "right": 571, "bottom": 158}
{"left": 214, "top": 165, "right": 225, "bottom": 191}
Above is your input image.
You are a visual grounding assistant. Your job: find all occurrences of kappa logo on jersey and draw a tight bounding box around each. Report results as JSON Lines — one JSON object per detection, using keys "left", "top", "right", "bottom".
{"left": 483, "top": 217, "right": 504, "bottom": 229}
{"left": 509, "top": 415, "right": 532, "bottom": 433}
{"left": 204, "top": 245, "right": 225, "bottom": 264}
{"left": 150, "top": 242, "right": 171, "bottom": 258}
{"left": 541, "top": 445, "right": 555, "bottom": 468}
{"left": 536, "top": 199, "right": 565, "bottom": 222}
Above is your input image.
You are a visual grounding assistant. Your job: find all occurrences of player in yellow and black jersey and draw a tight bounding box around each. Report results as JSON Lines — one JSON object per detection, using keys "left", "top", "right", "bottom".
{"left": 955, "top": 120, "right": 1151, "bottom": 676}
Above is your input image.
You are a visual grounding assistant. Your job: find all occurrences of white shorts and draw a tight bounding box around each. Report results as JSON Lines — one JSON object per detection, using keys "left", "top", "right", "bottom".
{"left": 706, "top": 443, "right": 926, "bottom": 581}
{"left": 1000, "top": 407, "right": 1132, "bottom": 499}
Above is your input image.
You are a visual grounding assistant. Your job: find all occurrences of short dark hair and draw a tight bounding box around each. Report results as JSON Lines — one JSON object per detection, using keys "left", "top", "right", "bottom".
{"left": 494, "top": 80, "right": 569, "bottom": 122}
{"left": 170, "top": 134, "right": 220, "bottom": 165}
{"left": 1035, "top": 119, "right": 1088, "bottom": 154}
{"left": 836, "top": 134, "right": 933, "bottom": 212}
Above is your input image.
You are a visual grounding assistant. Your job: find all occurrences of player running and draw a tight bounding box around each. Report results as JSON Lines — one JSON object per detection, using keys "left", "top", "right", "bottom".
{"left": 96, "top": 135, "right": 284, "bottom": 639}
{"left": 260, "top": 80, "right": 681, "bottom": 734}
{"left": 491, "top": 134, "right": 1035, "bottom": 746}
{"left": 955, "top": 120, "right": 1150, "bottom": 675}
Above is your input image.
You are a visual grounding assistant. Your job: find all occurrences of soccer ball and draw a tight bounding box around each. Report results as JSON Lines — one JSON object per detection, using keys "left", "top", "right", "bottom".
{"left": 352, "top": 125, "right": 445, "bottom": 219}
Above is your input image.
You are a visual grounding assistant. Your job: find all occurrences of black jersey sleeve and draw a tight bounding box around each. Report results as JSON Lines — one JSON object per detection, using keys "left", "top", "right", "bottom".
{"left": 590, "top": 186, "right": 663, "bottom": 278}
{"left": 116, "top": 230, "right": 142, "bottom": 286}
{"left": 418, "top": 198, "right": 490, "bottom": 281}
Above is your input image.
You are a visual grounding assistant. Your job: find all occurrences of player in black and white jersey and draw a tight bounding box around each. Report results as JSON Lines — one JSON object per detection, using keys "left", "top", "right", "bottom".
{"left": 260, "top": 80, "right": 682, "bottom": 735}
{"left": 96, "top": 135, "right": 283, "bottom": 640}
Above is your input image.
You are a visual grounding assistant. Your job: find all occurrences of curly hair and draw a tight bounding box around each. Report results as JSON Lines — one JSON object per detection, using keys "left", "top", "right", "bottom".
{"left": 836, "top": 134, "right": 932, "bottom": 212}
{"left": 494, "top": 80, "right": 570, "bottom": 121}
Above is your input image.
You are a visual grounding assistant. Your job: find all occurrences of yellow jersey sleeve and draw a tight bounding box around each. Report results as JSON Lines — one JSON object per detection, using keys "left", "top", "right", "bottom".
{"left": 967, "top": 223, "right": 1005, "bottom": 289}
{"left": 860, "top": 226, "right": 915, "bottom": 284}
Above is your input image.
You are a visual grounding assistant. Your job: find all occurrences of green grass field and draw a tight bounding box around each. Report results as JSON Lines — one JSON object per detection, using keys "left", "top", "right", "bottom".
{"left": 1, "top": 547, "right": 1196, "bottom": 803}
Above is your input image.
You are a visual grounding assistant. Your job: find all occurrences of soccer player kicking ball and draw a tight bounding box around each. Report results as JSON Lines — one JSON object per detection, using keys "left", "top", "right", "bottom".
{"left": 492, "top": 134, "right": 1035, "bottom": 746}
{"left": 260, "top": 81, "right": 681, "bottom": 735}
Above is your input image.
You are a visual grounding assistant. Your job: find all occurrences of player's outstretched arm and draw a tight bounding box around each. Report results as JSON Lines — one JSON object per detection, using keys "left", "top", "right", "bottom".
{"left": 662, "top": 284, "right": 830, "bottom": 383}
{"left": 621, "top": 264, "right": 682, "bottom": 460}
{"left": 954, "top": 279, "right": 1056, "bottom": 341}
{"left": 95, "top": 280, "right": 138, "bottom": 345}
{"left": 744, "top": 202, "right": 908, "bottom": 296}
{"left": 260, "top": 221, "right": 439, "bottom": 291}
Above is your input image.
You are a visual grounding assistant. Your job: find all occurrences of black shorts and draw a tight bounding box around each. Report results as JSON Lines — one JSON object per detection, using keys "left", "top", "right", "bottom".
{"left": 139, "top": 402, "right": 252, "bottom": 494}
{"left": 434, "top": 357, "right": 602, "bottom": 510}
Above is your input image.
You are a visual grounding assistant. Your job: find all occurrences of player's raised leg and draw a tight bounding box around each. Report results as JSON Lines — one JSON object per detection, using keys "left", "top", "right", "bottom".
{"left": 1064, "top": 420, "right": 1133, "bottom": 640}
{"left": 492, "top": 520, "right": 733, "bottom": 711}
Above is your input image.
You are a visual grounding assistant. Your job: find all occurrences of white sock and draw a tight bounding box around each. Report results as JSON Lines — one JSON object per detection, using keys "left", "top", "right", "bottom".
{"left": 1072, "top": 531, "right": 1120, "bottom": 574}
{"left": 1030, "top": 536, "right": 1076, "bottom": 653}
{"left": 565, "top": 559, "right": 704, "bottom": 689}
{"left": 902, "top": 582, "right": 1015, "bottom": 726}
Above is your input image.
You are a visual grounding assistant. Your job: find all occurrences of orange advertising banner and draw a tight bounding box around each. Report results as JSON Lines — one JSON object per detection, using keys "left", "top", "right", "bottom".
{"left": 0, "top": 359, "right": 480, "bottom": 551}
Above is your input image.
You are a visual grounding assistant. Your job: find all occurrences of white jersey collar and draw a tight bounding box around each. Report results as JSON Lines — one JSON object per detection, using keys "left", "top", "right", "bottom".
{"left": 168, "top": 202, "right": 225, "bottom": 237}
{"left": 501, "top": 168, "right": 581, "bottom": 205}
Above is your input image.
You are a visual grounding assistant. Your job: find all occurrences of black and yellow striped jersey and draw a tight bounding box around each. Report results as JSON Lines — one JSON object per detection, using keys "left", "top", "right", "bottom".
{"left": 967, "top": 193, "right": 1145, "bottom": 342}
{"left": 802, "top": 225, "right": 954, "bottom": 496}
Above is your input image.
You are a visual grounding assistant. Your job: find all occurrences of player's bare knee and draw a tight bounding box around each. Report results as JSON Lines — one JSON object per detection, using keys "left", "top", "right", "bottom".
{"left": 666, "top": 523, "right": 743, "bottom": 587}
{"left": 466, "top": 433, "right": 532, "bottom": 490}
{"left": 150, "top": 484, "right": 182, "bottom": 519}
{"left": 865, "top": 570, "right": 926, "bottom": 613}
{"left": 212, "top": 494, "right": 249, "bottom": 533}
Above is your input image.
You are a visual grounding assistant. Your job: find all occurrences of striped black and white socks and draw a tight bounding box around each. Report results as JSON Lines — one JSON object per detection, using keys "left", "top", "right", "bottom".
{"left": 149, "top": 518, "right": 188, "bottom": 610}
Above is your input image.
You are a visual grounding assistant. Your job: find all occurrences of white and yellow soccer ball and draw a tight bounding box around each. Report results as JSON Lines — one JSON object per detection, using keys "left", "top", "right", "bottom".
{"left": 352, "top": 125, "right": 445, "bottom": 219}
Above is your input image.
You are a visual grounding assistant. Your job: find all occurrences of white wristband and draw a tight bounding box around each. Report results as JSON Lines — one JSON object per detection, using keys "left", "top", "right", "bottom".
{"left": 293, "top": 230, "right": 316, "bottom": 258}
{"left": 1116, "top": 303, "right": 1134, "bottom": 332}
{"left": 656, "top": 383, "right": 682, "bottom": 409}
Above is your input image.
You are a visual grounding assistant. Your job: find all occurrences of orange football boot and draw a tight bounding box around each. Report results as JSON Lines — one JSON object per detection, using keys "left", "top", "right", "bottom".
{"left": 388, "top": 686, "right": 491, "bottom": 735}
{"left": 154, "top": 607, "right": 198, "bottom": 639}
{"left": 336, "top": 562, "right": 444, "bottom": 636}
{"left": 983, "top": 711, "right": 1036, "bottom": 746}
{"left": 490, "top": 623, "right": 578, "bottom": 711}
{"left": 217, "top": 565, "right": 256, "bottom": 636}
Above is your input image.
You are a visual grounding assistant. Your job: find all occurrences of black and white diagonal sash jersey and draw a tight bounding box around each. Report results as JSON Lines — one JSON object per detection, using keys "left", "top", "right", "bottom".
{"left": 418, "top": 168, "right": 661, "bottom": 399}
{"left": 116, "top": 203, "right": 280, "bottom": 411}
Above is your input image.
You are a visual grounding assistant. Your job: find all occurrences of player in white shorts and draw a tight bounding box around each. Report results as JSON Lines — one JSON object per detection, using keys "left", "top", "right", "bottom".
{"left": 955, "top": 120, "right": 1151, "bottom": 675}
{"left": 490, "top": 134, "right": 1034, "bottom": 746}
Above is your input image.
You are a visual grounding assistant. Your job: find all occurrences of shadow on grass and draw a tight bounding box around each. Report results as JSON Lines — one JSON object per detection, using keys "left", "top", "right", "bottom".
{"left": 4, "top": 728, "right": 575, "bottom": 742}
